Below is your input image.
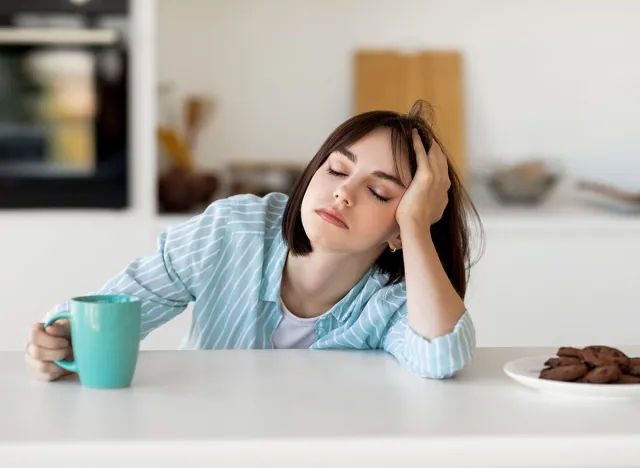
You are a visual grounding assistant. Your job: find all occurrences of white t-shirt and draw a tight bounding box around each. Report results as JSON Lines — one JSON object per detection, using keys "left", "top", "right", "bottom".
{"left": 271, "top": 299, "right": 326, "bottom": 349}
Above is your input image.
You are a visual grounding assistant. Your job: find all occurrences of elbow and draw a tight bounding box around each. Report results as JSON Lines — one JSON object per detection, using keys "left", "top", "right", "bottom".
{"left": 391, "top": 309, "right": 477, "bottom": 379}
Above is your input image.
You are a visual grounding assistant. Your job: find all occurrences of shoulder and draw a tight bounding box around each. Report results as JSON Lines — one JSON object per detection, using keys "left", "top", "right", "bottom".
{"left": 161, "top": 192, "right": 288, "bottom": 251}
{"left": 224, "top": 192, "right": 289, "bottom": 235}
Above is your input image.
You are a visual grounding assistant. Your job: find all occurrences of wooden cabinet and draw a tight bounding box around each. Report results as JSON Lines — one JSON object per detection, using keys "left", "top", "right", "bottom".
{"left": 354, "top": 51, "right": 466, "bottom": 179}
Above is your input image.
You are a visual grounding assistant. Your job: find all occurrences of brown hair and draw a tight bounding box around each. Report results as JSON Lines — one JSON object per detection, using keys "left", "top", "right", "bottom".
{"left": 282, "top": 100, "right": 483, "bottom": 299}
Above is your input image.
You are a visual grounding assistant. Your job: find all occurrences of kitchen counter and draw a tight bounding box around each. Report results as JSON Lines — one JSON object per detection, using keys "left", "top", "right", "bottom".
{"left": 155, "top": 177, "right": 640, "bottom": 234}
{"left": 2, "top": 347, "right": 640, "bottom": 467}
{"left": 467, "top": 177, "right": 640, "bottom": 233}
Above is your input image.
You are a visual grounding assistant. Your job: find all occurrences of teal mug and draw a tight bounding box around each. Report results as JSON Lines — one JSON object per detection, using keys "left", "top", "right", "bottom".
{"left": 44, "top": 295, "right": 142, "bottom": 389}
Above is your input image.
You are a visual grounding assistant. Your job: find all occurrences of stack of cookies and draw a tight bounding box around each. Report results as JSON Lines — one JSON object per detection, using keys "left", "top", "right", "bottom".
{"left": 539, "top": 345, "right": 640, "bottom": 384}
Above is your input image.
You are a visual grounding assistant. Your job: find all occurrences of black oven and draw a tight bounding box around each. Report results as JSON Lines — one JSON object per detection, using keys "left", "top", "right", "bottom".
{"left": 0, "top": 0, "right": 129, "bottom": 209}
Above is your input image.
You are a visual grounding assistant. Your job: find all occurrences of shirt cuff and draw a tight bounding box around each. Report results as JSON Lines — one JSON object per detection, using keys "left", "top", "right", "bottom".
{"left": 403, "top": 311, "right": 476, "bottom": 379}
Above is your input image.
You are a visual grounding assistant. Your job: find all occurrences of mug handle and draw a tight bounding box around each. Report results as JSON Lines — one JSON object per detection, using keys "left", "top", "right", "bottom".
{"left": 43, "top": 312, "right": 77, "bottom": 374}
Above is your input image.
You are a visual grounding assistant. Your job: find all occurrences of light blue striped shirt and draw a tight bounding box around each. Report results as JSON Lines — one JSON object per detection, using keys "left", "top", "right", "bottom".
{"left": 46, "top": 193, "right": 476, "bottom": 379}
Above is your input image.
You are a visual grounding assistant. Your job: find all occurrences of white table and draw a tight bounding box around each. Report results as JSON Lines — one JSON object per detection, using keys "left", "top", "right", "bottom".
{"left": 2, "top": 348, "right": 640, "bottom": 468}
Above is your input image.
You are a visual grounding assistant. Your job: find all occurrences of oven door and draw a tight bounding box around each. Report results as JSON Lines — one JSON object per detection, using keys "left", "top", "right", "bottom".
{"left": 0, "top": 20, "right": 129, "bottom": 209}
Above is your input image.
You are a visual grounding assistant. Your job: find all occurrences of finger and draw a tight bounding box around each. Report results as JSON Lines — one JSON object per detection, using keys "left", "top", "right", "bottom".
{"left": 428, "top": 141, "right": 449, "bottom": 186}
{"left": 46, "top": 319, "right": 71, "bottom": 339}
{"left": 30, "top": 324, "right": 70, "bottom": 350}
{"left": 412, "top": 129, "right": 429, "bottom": 171}
{"left": 436, "top": 145, "right": 450, "bottom": 184}
{"left": 25, "top": 354, "right": 71, "bottom": 380}
{"left": 27, "top": 343, "right": 70, "bottom": 362}
{"left": 24, "top": 353, "right": 68, "bottom": 381}
{"left": 425, "top": 140, "right": 441, "bottom": 182}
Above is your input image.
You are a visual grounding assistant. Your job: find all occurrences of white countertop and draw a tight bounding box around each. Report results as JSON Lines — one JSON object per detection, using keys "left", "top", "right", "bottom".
{"left": 2, "top": 348, "right": 640, "bottom": 468}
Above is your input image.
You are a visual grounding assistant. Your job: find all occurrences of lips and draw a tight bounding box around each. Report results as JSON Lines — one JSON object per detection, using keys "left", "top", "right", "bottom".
{"left": 316, "top": 208, "right": 349, "bottom": 229}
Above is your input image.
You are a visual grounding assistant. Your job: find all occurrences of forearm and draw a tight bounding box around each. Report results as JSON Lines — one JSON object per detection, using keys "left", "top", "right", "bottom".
{"left": 42, "top": 258, "right": 190, "bottom": 340}
{"left": 42, "top": 229, "right": 198, "bottom": 338}
{"left": 401, "top": 223, "right": 466, "bottom": 340}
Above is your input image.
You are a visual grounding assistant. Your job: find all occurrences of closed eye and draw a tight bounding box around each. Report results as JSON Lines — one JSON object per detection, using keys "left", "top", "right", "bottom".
{"left": 326, "top": 167, "right": 390, "bottom": 203}
{"left": 369, "top": 190, "right": 390, "bottom": 203}
{"left": 326, "top": 167, "right": 346, "bottom": 177}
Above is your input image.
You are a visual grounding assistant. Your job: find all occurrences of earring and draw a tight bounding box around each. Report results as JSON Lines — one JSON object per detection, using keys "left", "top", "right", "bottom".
{"left": 390, "top": 246, "right": 397, "bottom": 253}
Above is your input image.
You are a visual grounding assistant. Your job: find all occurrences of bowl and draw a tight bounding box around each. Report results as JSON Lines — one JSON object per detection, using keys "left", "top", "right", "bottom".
{"left": 487, "top": 171, "right": 559, "bottom": 205}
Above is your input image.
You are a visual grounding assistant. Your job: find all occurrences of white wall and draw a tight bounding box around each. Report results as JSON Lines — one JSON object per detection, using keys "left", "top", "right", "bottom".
{"left": 1, "top": 0, "right": 191, "bottom": 352}
{"left": 467, "top": 225, "right": 640, "bottom": 348}
{"left": 157, "top": 0, "right": 640, "bottom": 189}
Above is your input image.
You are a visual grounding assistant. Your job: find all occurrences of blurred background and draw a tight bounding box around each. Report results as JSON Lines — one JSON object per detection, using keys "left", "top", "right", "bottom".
{"left": 1, "top": 0, "right": 639, "bottom": 351}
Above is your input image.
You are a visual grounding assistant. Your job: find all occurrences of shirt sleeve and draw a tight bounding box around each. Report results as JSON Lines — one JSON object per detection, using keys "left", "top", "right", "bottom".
{"left": 42, "top": 199, "right": 231, "bottom": 340}
{"left": 381, "top": 305, "right": 476, "bottom": 379}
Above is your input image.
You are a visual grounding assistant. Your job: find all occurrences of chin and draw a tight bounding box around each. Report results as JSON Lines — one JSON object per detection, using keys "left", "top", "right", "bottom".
{"left": 301, "top": 210, "right": 349, "bottom": 251}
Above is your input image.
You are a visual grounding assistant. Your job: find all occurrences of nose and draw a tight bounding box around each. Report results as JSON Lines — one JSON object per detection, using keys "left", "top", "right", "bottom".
{"left": 333, "top": 184, "right": 353, "bottom": 206}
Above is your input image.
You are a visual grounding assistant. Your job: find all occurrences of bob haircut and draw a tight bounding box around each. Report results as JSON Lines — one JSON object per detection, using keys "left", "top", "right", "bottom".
{"left": 282, "top": 100, "right": 483, "bottom": 298}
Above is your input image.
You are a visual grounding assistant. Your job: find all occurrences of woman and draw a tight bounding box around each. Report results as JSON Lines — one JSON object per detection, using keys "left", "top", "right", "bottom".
{"left": 25, "top": 100, "right": 482, "bottom": 381}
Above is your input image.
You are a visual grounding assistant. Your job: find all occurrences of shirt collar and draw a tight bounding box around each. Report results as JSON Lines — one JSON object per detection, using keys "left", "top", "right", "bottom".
{"left": 259, "top": 229, "right": 375, "bottom": 324}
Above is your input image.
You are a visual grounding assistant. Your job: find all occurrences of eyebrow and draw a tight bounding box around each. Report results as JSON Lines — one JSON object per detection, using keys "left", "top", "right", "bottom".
{"left": 336, "top": 147, "right": 406, "bottom": 188}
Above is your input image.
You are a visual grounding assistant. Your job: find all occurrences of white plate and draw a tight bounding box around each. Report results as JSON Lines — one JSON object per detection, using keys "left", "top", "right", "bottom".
{"left": 503, "top": 356, "right": 640, "bottom": 400}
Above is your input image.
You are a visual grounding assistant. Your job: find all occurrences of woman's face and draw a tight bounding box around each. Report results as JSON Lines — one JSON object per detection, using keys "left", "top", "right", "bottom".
{"left": 301, "top": 127, "right": 412, "bottom": 255}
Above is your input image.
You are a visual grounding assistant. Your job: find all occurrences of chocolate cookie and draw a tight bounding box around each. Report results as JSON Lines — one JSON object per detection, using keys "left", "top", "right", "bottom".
{"left": 582, "top": 346, "right": 630, "bottom": 372}
{"left": 616, "top": 374, "right": 640, "bottom": 384}
{"left": 627, "top": 358, "right": 640, "bottom": 377}
{"left": 544, "top": 356, "right": 584, "bottom": 368}
{"left": 580, "top": 364, "right": 621, "bottom": 384}
{"left": 557, "top": 347, "right": 583, "bottom": 359}
{"left": 540, "top": 363, "right": 588, "bottom": 382}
